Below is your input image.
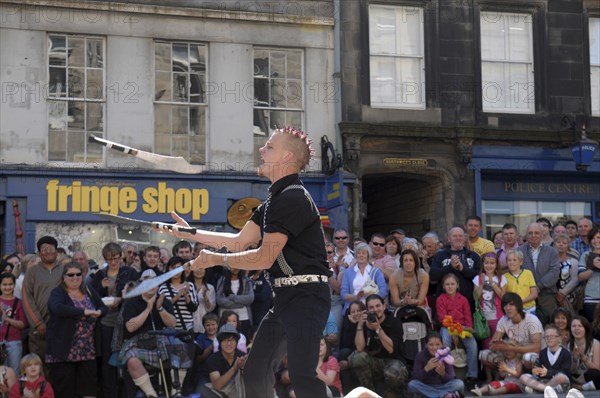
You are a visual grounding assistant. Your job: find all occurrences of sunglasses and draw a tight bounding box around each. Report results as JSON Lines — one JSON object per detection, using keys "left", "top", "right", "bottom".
{"left": 327, "top": 251, "right": 334, "bottom": 254}
{"left": 371, "top": 242, "right": 385, "bottom": 247}
{"left": 334, "top": 236, "right": 348, "bottom": 240}
{"left": 65, "top": 272, "right": 82, "bottom": 278}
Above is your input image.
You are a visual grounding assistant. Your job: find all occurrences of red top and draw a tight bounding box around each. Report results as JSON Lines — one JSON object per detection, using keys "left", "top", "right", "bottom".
{"left": 436, "top": 292, "right": 473, "bottom": 328}
{"left": 319, "top": 356, "right": 343, "bottom": 394}
{"left": 9, "top": 376, "right": 54, "bottom": 398}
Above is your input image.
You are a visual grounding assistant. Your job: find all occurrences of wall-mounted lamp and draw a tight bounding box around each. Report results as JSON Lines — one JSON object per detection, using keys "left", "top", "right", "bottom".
{"left": 562, "top": 115, "right": 598, "bottom": 171}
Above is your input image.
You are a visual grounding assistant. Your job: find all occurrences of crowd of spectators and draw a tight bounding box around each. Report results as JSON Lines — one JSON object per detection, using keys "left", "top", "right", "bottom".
{"left": 0, "top": 214, "right": 599, "bottom": 397}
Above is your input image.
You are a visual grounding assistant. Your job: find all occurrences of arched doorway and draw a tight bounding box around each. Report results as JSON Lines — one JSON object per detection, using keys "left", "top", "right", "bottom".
{"left": 362, "top": 172, "right": 448, "bottom": 240}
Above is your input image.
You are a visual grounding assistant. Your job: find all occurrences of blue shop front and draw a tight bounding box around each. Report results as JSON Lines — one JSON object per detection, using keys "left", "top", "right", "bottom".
{"left": 470, "top": 145, "right": 600, "bottom": 238}
{"left": 0, "top": 167, "right": 352, "bottom": 262}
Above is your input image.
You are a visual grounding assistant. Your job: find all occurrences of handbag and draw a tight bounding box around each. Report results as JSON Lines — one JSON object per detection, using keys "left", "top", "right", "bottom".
{"left": 473, "top": 295, "right": 491, "bottom": 340}
{"left": 360, "top": 267, "right": 380, "bottom": 297}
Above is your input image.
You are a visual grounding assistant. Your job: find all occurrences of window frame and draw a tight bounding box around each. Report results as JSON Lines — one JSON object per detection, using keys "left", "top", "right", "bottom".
{"left": 589, "top": 17, "right": 600, "bottom": 117}
{"left": 153, "top": 40, "right": 208, "bottom": 165}
{"left": 479, "top": 11, "right": 535, "bottom": 114}
{"left": 46, "top": 33, "right": 106, "bottom": 163}
{"left": 367, "top": 4, "right": 426, "bottom": 110}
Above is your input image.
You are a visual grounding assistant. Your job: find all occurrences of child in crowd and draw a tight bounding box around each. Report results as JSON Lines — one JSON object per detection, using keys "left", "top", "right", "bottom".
{"left": 471, "top": 340, "right": 522, "bottom": 396}
{"left": 407, "top": 331, "right": 464, "bottom": 398}
{"left": 193, "top": 312, "right": 220, "bottom": 390}
{"left": 213, "top": 311, "right": 247, "bottom": 353}
{"left": 520, "top": 324, "right": 571, "bottom": 394}
{"left": 473, "top": 253, "right": 507, "bottom": 382}
{"left": 9, "top": 354, "right": 54, "bottom": 398}
{"left": 0, "top": 272, "right": 27, "bottom": 373}
{"left": 504, "top": 250, "right": 538, "bottom": 314}
{"left": 436, "top": 273, "right": 479, "bottom": 389}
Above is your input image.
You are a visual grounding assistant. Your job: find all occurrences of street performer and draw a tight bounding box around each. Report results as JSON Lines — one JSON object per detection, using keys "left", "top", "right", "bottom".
{"left": 164, "top": 126, "right": 332, "bottom": 397}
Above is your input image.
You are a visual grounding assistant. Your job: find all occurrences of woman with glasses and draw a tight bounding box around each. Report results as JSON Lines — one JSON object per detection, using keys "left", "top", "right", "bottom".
{"left": 90, "top": 242, "right": 139, "bottom": 398}
{"left": 45, "top": 262, "right": 107, "bottom": 398}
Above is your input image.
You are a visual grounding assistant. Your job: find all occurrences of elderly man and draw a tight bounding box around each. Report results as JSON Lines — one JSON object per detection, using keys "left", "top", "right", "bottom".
{"left": 121, "top": 242, "right": 139, "bottom": 269}
{"left": 430, "top": 227, "right": 480, "bottom": 311}
{"left": 571, "top": 217, "right": 594, "bottom": 255}
{"left": 465, "top": 215, "right": 495, "bottom": 257}
{"left": 369, "top": 233, "right": 397, "bottom": 281}
{"left": 349, "top": 294, "right": 408, "bottom": 397}
{"left": 517, "top": 222, "right": 560, "bottom": 321}
{"left": 497, "top": 223, "right": 520, "bottom": 273}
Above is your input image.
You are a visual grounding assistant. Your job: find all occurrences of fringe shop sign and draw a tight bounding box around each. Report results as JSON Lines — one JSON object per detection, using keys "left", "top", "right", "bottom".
{"left": 46, "top": 179, "right": 208, "bottom": 221}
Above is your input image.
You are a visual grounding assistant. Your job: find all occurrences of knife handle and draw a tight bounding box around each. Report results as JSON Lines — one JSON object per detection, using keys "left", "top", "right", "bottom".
{"left": 152, "top": 222, "right": 197, "bottom": 235}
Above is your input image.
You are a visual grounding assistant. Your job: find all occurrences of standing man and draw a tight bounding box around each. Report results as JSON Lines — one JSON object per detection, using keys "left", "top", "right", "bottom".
{"left": 166, "top": 127, "right": 331, "bottom": 398}
{"left": 498, "top": 223, "right": 520, "bottom": 273}
{"left": 465, "top": 215, "right": 495, "bottom": 257}
{"left": 369, "top": 233, "right": 397, "bottom": 281}
{"left": 571, "top": 217, "right": 594, "bottom": 255}
{"left": 22, "top": 236, "right": 64, "bottom": 363}
{"left": 517, "top": 222, "right": 560, "bottom": 321}
{"left": 430, "top": 227, "right": 481, "bottom": 311}
{"left": 565, "top": 220, "right": 578, "bottom": 243}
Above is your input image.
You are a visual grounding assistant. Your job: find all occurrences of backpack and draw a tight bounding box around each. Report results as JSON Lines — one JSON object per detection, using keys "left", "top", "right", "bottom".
{"left": 394, "top": 305, "right": 432, "bottom": 364}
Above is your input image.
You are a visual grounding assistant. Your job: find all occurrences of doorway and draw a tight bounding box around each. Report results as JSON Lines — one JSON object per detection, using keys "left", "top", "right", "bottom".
{"left": 362, "top": 172, "right": 446, "bottom": 240}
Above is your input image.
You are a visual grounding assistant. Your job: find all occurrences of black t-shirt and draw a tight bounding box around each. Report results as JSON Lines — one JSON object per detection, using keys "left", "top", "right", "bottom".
{"left": 250, "top": 174, "right": 330, "bottom": 278}
{"left": 206, "top": 349, "right": 245, "bottom": 376}
{"left": 121, "top": 295, "right": 175, "bottom": 340}
{"left": 359, "top": 311, "right": 404, "bottom": 360}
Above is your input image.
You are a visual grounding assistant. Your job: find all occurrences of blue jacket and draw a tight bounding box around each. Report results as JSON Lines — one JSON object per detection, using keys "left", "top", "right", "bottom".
{"left": 46, "top": 285, "right": 108, "bottom": 360}
{"left": 340, "top": 264, "right": 388, "bottom": 311}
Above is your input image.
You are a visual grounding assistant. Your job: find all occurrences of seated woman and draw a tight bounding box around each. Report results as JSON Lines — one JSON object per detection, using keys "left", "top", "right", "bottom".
{"left": 520, "top": 324, "right": 571, "bottom": 394}
{"left": 340, "top": 243, "right": 387, "bottom": 312}
{"left": 569, "top": 315, "right": 600, "bottom": 391}
{"left": 119, "top": 270, "right": 177, "bottom": 398}
{"left": 389, "top": 249, "right": 429, "bottom": 309}
{"left": 158, "top": 256, "right": 198, "bottom": 332}
{"left": 552, "top": 307, "right": 572, "bottom": 347}
{"left": 45, "top": 263, "right": 107, "bottom": 398}
{"left": 407, "top": 331, "right": 464, "bottom": 398}
{"left": 201, "top": 324, "right": 247, "bottom": 398}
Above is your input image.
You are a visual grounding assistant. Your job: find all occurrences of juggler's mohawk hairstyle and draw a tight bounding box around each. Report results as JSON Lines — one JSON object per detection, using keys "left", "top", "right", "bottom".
{"left": 276, "top": 126, "right": 314, "bottom": 170}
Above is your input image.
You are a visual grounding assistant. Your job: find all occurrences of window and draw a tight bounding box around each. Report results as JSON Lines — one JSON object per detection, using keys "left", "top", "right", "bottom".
{"left": 590, "top": 18, "right": 600, "bottom": 116}
{"left": 368, "top": 5, "right": 425, "bottom": 109}
{"left": 154, "top": 42, "right": 207, "bottom": 164}
{"left": 47, "top": 34, "right": 104, "bottom": 162}
{"left": 480, "top": 12, "right": 534, "bottom": 114}
{"left": 253, "top": 48, "right": 303, "bottom": 162}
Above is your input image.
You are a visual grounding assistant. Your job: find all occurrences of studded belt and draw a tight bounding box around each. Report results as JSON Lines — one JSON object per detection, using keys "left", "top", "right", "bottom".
{"left": 273, "top": 274, "right": 329, "bottom": 288}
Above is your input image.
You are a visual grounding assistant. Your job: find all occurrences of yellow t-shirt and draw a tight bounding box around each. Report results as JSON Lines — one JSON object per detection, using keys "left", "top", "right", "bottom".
{"left": 470, "top": 237, "right": 495, "bottom": 257}
{"left": 505, "top": 269, "right": 537, "bottom": 309}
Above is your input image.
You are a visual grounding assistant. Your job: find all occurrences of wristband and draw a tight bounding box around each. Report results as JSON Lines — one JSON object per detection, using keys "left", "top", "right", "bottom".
{"left": 157, "top": 307, "right": 164, "bottom": 312}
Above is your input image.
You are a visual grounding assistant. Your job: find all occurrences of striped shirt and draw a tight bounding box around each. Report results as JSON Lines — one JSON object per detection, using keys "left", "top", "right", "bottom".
{"left": 158, "top": 281, "right": 199, "bottom": 330}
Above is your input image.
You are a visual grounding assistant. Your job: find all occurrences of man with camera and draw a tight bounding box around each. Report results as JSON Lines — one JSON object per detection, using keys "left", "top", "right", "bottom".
{"left": 348, "top": 294, "right": 408, "bottom": 398}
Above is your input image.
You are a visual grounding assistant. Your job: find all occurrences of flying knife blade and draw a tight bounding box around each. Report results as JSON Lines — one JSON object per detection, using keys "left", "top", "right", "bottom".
{"left": 95, "top": 213, "right": 197, "bottom": 235}
{"left": 89, "top": 135, "right": 206, "bottom": 174}
{"left": 123, "top": 246, "right": 228, "bottom": 298}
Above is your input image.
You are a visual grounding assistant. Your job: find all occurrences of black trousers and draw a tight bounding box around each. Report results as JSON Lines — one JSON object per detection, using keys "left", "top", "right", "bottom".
{"left": 244, "top": 282, "right": 331, "bottom": 398}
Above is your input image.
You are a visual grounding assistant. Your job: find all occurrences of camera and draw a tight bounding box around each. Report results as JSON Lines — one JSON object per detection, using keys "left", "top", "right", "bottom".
{"left": 367, "top": 312, "right": 377, "bottom": 323}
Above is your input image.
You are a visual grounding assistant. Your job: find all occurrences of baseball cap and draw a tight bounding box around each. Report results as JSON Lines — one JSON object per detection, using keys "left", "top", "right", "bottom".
{"left": 217, "top": 323, "right": 240, "bottom": 342}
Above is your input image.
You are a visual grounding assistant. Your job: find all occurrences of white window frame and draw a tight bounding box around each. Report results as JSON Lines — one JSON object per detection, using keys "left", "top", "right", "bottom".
{"left": 480, "top": 11, "right": 535, "bottom": 114}
{"left": 153, "top": 41, "right": 208, "bottom": 165}
{"left": 590, "top": 17, "right": 600, "bottom": 116}
{"left": 47, "top": 34, "right": 105, "bottom": 163}
{"left": 368, "top": 5, "right": 425, "bottom": 110}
